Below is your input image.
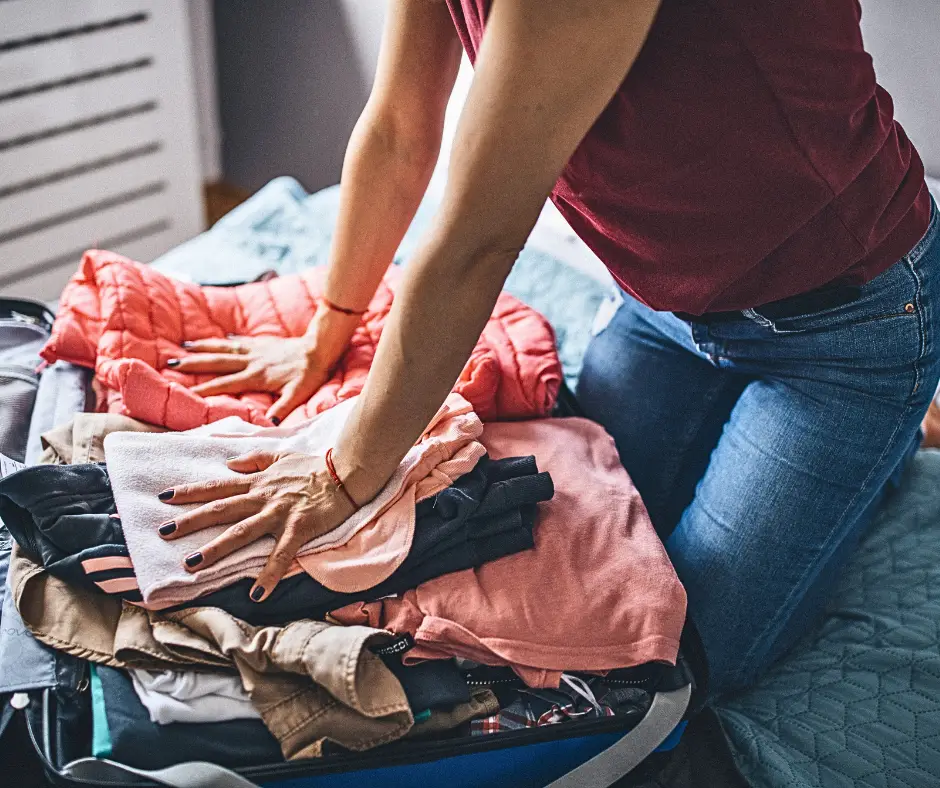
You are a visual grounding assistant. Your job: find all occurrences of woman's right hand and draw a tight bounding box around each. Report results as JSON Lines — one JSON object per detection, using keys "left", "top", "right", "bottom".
{"left": 168, "top": 307, "right": 361, "bottom": 424}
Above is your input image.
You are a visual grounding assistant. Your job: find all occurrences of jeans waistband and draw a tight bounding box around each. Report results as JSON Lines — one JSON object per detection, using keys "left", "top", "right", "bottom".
{"left": 675, "top": 194, "right": 938, "bottom": 326}
{"left": 673, "top": 282, "right": 862, "bottom": 325}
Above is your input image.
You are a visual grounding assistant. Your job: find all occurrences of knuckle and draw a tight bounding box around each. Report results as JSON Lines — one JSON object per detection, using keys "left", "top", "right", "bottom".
{"left": 229, "top": 521, "right": 253, "bottom": 540}
{"left": 272, "top": 542, "right": 295, "bottom": 564}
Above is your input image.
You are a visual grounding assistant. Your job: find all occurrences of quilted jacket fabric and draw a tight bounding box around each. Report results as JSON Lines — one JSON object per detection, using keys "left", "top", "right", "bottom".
{"left": 41, "top": 251, "right": 562, "bottom": 430}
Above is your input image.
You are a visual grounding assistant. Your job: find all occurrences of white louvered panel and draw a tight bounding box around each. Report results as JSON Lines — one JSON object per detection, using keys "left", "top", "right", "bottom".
{"left": 0, "top": 68, "right": 156, "bottom": 142}
{"left": 0, "top": 17, "right": 154, "bottom": 94}
{"left": 0, "top": 153, "right": 169, "bottom": 239}
{"left": 1, "top": 227, "right": 180, "bottom": 302}
{"left": 0, "top": 111, "right": 159, "bottom": 185}
{"left": 0, "top": 1, "right": 144, "bottom": 40}
{"left": 0, "top": 0, "right": 205, "bottom": 300}
{"left": 0, "top": 192, "right": 172, "bottom": 274}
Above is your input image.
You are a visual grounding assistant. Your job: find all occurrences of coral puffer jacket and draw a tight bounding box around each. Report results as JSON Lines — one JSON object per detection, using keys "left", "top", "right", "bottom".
{"left": 42, "top": 251, "right": 562, "bottom": 430}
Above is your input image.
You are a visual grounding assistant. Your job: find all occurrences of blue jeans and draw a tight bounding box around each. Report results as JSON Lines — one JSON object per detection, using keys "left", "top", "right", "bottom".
{"left": 576, "top": 200, "right": 940, "bottom": 697}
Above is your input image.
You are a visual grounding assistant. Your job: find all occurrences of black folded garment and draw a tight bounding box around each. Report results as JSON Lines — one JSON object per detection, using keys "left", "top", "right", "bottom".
{"left": 186, "top": 454, "right": 554, "bottom": 625}
{"left": 0, "top": 455, "right": 553, "bottom": 623}
{"left": 0, "top": 464, "right": 141, "bottom": 600}
{"left": 92, "top": 665, "right": 282, "bottom": 769}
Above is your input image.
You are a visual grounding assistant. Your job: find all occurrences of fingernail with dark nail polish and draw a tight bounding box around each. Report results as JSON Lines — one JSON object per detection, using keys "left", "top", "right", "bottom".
{"left": 167, "top": 359, "right": 180, "bottom": 368}
{"left": 250, "top": 586, "right": 265, "bottom": 602}
{"left": 184, "top": 552, "right": 203, "bottom": 568}
{"left": 181, "top": 341, "right": 194, "bottom": 349}
{"left": 158, "top": 489, "right": 175, "bottom": 501}
{"left": 270, "top": 417, "right": 281, "bottom": 426}
{"left": 158, "top": 521, "right": 177, "bottom": 536}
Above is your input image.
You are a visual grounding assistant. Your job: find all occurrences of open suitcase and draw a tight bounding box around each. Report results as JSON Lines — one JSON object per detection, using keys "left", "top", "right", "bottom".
{"left": 16, "top": 623, "right": 704, "bottom": 788}
{"left": 0, "top": 297, "right": 706, "bottom": 788}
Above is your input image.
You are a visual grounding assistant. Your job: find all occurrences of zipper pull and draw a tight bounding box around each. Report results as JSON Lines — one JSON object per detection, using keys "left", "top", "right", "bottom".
{"left": 10, "top": 692, "right": 29, "bottom": 709}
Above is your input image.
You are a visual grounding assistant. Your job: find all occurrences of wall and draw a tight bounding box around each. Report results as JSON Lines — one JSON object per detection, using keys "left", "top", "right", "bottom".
{"left": 186, "top": 0, "right": 223, "bottom": 182}
{"left": 861, "top": 0, "right": 940, "bottom": 177}
{"left": 213, "top": 0, "right": 386, "bottom": 193}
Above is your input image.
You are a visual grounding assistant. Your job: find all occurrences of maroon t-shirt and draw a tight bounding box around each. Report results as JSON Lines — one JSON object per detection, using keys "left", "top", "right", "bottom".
{"left": 445, "top": 0, "right": 930, "bottom": 314}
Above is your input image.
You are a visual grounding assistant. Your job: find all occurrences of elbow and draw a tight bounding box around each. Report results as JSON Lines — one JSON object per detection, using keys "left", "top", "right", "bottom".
{"left": 425, "top": 224, "right": 524, "bottom": 286}
{"left": 357, "top": 103, "right": 443, "bottom": 181}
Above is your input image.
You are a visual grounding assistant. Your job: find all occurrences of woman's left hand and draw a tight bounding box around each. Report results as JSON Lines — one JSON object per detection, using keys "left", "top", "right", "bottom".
{"left": 156, "top": 451, "right": 356, "bottom": 601}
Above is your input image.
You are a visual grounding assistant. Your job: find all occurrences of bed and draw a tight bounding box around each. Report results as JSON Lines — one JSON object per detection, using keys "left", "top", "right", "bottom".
{"left": 152, "top": 176, "right": 940, "bottom": 788}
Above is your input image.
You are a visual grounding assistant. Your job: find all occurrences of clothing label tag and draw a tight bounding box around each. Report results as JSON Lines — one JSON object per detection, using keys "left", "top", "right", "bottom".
{"left": 371, "top": 633, "right": 415, "bottom": 657}
{"left": 0, "top": 453, "right": 25, "bottom": 479}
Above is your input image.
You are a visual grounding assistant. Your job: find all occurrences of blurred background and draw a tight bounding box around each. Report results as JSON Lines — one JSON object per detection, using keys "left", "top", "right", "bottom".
{"left": 0, "top": 0, "right": 938, "bottom": 301}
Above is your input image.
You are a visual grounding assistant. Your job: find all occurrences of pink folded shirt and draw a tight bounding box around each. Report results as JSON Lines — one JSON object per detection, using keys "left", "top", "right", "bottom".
{"left": 105, "top": 393, "right": 485, "bottom": 607}
{"left": 332, "top": 418, "right": 688, "bottom": 688}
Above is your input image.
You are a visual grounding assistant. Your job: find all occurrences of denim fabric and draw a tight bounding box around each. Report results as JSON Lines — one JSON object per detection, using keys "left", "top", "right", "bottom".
{"left": 24, "top": 362, "right": 91, "bottom": 466}
{"left": 577, "top": 197, "right": 940, "bottom": 697}
{"left": 0, "top": 531, "right": 66, "bottom": 694}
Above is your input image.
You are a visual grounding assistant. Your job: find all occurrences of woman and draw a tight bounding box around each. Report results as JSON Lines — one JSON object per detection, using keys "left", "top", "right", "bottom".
{"left": 158, "top": 0, "right": 939, "bottom": 696}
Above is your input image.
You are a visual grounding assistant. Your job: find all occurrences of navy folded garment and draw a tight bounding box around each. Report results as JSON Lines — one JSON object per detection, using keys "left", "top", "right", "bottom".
{"left": 0, "top": 455, "right": 553, "bottom": 623}
{"left": 190, "top": 454, "right": 553, "bottom": 625}
{"left": 93, "top": 665, "right": 282, "bottom": 769}
{"left": 383, "top": 657, "right": 470, "bottom": 713}
{"left": 0, "top": 464, "right": 141, "bottom": 602}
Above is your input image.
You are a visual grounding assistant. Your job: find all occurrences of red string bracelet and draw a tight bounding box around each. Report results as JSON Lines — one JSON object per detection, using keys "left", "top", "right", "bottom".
{"left": 325, "top": 447, "right": 359, "bottom": 510}
{"left": 322, "top": 297, "right": 367, "bottom": 316}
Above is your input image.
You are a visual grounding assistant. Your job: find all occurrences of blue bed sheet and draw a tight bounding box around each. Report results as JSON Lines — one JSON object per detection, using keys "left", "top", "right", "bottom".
{"left": 153, "top": 177, "right": 940, "bottom": 788}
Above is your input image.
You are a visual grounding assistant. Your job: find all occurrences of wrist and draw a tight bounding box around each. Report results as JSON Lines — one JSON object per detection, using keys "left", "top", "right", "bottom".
{"left": 303, "top": 307, "right": 359, "bottom": 364}
{"left": 329, "top": 443, "right": 388, "bottom": 508}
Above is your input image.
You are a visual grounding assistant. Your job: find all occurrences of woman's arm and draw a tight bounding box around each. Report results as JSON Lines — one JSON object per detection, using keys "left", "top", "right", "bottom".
{"left": 333, "top": 0, "right": 663, "bottom": 503}
{"left": 171, "top": 1, "right": 463, "bottom": 423}
{"left": 163, "top": 0, "right": 663, "bottom": 599}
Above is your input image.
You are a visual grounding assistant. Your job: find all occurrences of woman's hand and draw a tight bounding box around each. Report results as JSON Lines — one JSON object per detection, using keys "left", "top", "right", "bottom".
{"left": 156, "top": 451, "right": 357, "bottom": 601}
{"left": 169, "top": 308, "right": 361, "bottom": 424}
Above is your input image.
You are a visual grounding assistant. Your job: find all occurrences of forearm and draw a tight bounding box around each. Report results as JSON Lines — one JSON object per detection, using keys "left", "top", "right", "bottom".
{"left": 323, "top": 109, "right": 440, "bottom": 313}
{"left": 333, "top": 231, "right": 517, "bottom": 503}
{"left": 328, "top": 0, "right": 661, "bottom": 500}
{"left": 300, "top": 110, "right": 441, "bottom": 362}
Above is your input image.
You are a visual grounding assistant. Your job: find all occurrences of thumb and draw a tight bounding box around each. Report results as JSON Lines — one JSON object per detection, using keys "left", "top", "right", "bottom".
{"left": 266, "top": 378, "right": 315, "bottom": 426}
{"left": 227, "top": 450, "right": 280, "bottom": 474}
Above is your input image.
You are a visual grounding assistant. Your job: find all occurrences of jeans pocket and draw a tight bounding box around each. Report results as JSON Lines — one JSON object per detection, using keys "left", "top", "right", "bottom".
{"left": 748, "top": 262, "right": 920, "bottom": 335}
{"left": 752, "top": 198, "right": 939, "bottom": 335}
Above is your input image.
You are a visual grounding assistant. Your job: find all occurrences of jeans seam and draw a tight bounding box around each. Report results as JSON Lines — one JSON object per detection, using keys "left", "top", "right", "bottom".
{"left": 906, "top": 255, "right": 927, "bottom": 398}
{"left": 731, "top": 397, "right": 914, "bottom": 688}
{"left": 732, "top": 232, "right": 933, "bottom": 686}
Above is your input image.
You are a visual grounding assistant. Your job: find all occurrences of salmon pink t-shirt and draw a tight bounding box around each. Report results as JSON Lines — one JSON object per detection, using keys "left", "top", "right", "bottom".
{"left": 332, "top": 418, "right": 687, "bottom": 687}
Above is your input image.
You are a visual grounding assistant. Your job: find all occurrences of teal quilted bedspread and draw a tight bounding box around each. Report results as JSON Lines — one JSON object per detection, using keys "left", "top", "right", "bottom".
{"left": 152, "top": 177, "right": 940, "bottom": 788}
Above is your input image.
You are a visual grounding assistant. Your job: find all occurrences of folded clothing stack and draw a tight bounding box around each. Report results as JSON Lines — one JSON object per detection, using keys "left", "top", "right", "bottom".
{"left": 105, "top": 393, "right": 487, "bottom": 607}
{"left": 0, "top": 246, "right": 690, "bottom": 766}
{"left": 0, "top": 453, "right": 552, "bottom": 620}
